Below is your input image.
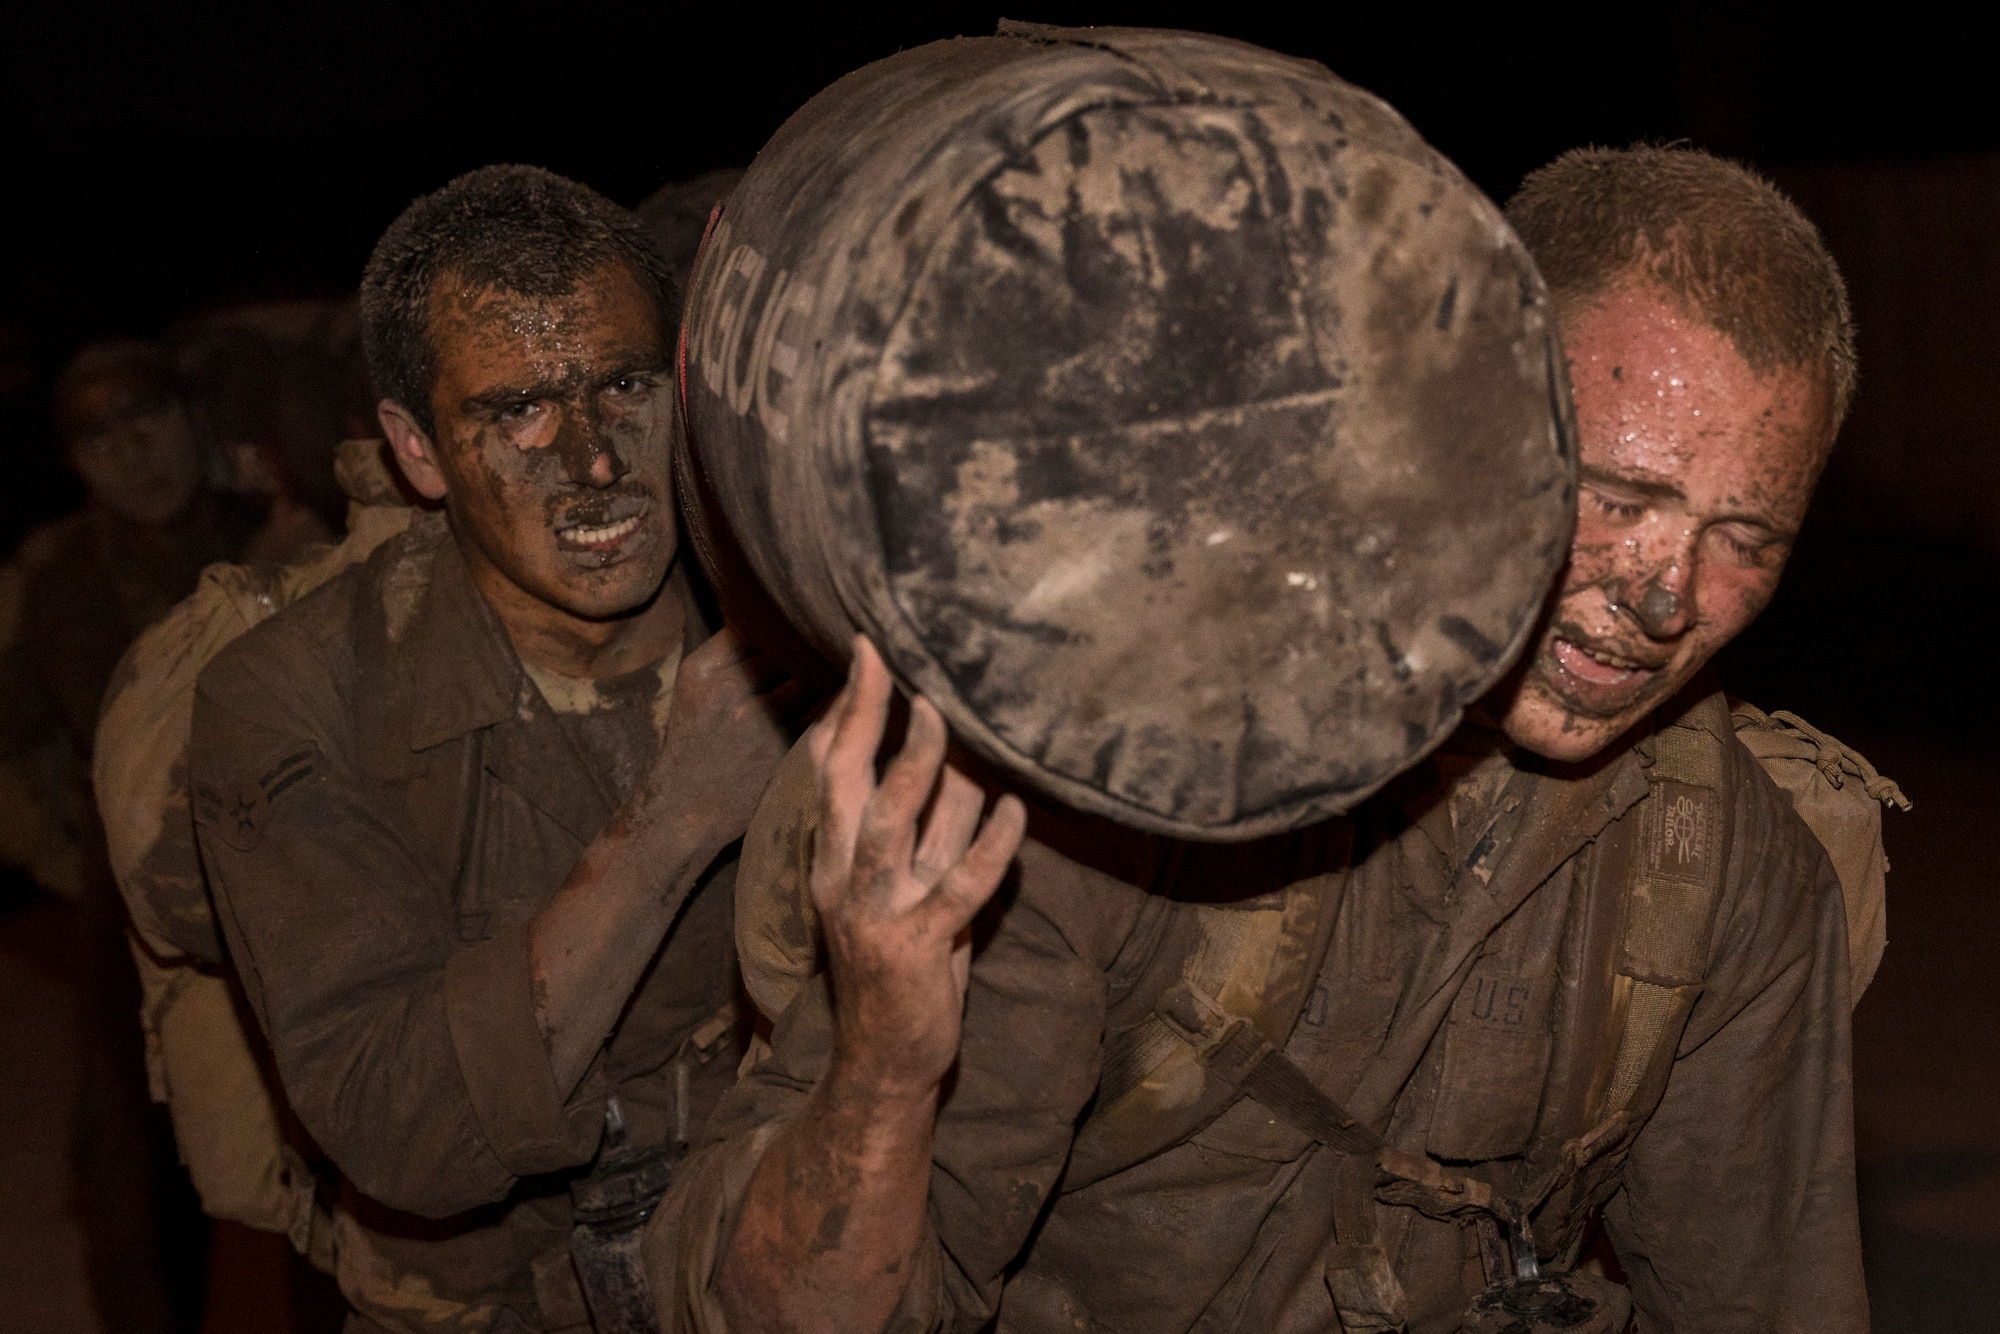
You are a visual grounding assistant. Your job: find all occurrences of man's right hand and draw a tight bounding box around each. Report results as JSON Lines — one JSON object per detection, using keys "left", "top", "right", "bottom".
{"left": 810, "top": 636, "right": 1027, "bottom": 1100}
{"left": 717, "top": 637, "right": 1025, "bottom": 1333}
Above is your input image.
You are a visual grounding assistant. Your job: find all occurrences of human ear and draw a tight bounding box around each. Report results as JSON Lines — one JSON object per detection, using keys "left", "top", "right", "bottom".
{"left": 377, "top": 399, "right": 449, "bottom": 501}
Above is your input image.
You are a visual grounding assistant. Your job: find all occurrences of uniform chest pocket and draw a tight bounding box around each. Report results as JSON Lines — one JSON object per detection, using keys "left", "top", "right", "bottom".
{"left": 1426, "top": 968, "right": 1554, "bottom": 1161}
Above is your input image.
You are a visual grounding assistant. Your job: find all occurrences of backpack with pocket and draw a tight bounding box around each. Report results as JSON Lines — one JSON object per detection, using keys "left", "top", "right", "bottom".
{"left": 1729, "top": 699, "right": 1906, "bottom": 1002}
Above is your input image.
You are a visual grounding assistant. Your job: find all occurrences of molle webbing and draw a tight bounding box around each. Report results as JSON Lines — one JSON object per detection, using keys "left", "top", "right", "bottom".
{"left": 1157, "top": 981, "right": 1381, "bottom": 1158}
{"left": 1601, "top": 720, "right": 1729, "bottom": 1115}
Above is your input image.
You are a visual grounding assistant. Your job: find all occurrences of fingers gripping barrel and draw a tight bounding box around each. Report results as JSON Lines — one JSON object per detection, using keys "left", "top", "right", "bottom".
{"left": 680, "top": 24, "right": 1575, "bottom": 840}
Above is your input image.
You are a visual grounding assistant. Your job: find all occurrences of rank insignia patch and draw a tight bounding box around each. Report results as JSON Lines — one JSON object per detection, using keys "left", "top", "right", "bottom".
{"left": 195, "top": 748, "right": 317, "bottom": 851}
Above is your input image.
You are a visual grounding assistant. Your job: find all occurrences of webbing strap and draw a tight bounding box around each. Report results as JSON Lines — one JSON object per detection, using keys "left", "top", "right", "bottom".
{"left": 1601, "top": 979, "right": 1679, "bottom": 1114}
{"left": 1094, "top": 885, "right": 1302, "bottom": 1111}
{"left": 1601, "top": 718, "right": 1729, "bottom": 1115}
{"left": 1652, "top": 724, "right": 1724, "bottom": 787}
{"left": 1157, "top": 981, "right": 1380, "bottom": 1156}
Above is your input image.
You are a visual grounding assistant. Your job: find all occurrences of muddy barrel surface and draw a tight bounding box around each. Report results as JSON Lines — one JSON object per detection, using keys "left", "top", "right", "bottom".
{"left": 681, "top": 23, "right": 1575, "bottom": 840}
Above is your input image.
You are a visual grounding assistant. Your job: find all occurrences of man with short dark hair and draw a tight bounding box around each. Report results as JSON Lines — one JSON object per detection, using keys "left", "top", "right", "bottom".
{"left": 191, "top": 165, "right": 795, "bottom": 1332}
{"left": 650, "top": 145, "right": 1869, "bottom": 1333}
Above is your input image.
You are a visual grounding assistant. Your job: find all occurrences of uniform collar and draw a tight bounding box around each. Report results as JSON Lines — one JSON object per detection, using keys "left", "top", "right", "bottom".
{"left": 1346, "top": 735, "right": 1653, "bottom": 1125}
{"left": 399, "top": 531, "right": 524, "bottom": 753}
{"left": 353, "top": 516, "right": 520, "bottom": 773}
{"left": 353, "top": 515, "right": 703, "bottom": 848}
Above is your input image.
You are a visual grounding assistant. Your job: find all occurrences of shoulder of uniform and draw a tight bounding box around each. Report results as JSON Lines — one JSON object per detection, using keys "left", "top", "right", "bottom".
{"left": 735, "top": 733, "right": 825, "bottom": 1021}
{"left": 193, "top": 562, "right": 360, "bottom": 721}
{"left": 196, "top": 505, "right": 452, "bottom": 740}
{"left": 1728, "top": 696, "right": 1910, "bottom": 811}
{"left": 107, "top": 508, "right": 416, "bottom": 721}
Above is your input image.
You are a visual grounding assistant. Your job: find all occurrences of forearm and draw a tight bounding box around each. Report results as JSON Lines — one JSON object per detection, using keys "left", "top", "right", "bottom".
{"left": 716, "top": 1065, "right": 938, "bottom": 1334}
{"left": 529, "top": 790, "right": 721, "bottom": 1094}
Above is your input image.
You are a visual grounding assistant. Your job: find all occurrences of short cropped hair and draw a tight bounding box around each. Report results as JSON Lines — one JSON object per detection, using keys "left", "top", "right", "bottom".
{"left": 52, "top": 339, "right": 180, "bottom": 447}
{"left": 359, "top": 164, "right": 676, "bottom": 435}
{"left": 1507, "top": 145, "right": 1856, "bottom": 426}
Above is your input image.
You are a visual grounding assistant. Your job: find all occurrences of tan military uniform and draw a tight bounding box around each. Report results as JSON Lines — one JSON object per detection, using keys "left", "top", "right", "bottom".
{"left": 649, "top": 688, "right": 1865, "bottom": 1333}
{"left": 96, "top": 486, "right": 414, "bottom": 1253}
{"left": 190, "top": 513, "right": 744, "bottom": 1333}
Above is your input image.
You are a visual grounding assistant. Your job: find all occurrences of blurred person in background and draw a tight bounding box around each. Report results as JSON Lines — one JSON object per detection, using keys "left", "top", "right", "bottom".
{"left": 176, "top": 299, "right": 383, "bottom": 567}
{"left": 0, "top": 338, "right": 269, "bottom": 1333}
{"left": 1, "top": 324, "right": 366, "bottom": 1330}
{"left": 632, "top": 168, "right": 744, "bottom": 314}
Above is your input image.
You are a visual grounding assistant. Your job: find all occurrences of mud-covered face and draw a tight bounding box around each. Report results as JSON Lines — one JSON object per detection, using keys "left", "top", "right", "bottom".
{"left": 1499, "top": 284, "right": 1829, "bottom": 762}
{"left": 62, "top": 378, "right": 204, "bottom": 527}
{"left": 422, "top": 264, "right": 677, "bottom": 621}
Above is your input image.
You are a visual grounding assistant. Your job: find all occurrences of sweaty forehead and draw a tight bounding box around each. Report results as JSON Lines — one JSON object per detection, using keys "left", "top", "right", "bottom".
{"left": 1563, "top": 287, "right": 1826, "bottom": 515}
{"left": 425, "top": 264, "right": 664, "bottom": 376}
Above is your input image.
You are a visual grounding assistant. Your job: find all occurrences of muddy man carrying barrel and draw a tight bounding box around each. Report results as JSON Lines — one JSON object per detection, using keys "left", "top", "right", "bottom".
{"left": 677, "top": 20, "right": 1575, "bottom": 842}
{"left": 675, "top": 21, "right": 1591, "bottom": 1334}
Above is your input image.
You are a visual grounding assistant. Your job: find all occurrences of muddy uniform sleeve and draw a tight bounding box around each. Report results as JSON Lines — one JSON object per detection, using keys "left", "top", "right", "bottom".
{"left": 648, "top": 818, "right": 1139, "bottom": 1334}
{"left": 1605, "top": 764, "right": 1867, "bottom": 1333}
{"left": 190, "top": 620, "right": 579, "bottom": 1219}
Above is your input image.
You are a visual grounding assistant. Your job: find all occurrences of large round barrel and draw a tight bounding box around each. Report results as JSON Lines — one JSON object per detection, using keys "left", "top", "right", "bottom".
{"left": 679, "top": 23, "right": 1574, "bottom": 840}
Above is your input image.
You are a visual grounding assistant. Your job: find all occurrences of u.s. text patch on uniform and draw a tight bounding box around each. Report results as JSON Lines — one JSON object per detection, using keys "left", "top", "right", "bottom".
{"left": 1455, "top": 970, "right": 1539, "bottom": 1034}
{"left": 1643, "top": 779, "right": 1717, "bottom": 887}
{"left": 194, "top": 748, "right": 318, "bottom": 852}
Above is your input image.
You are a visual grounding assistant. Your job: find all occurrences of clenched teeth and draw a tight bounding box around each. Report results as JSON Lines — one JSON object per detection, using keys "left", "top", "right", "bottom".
{"left": 1578, "top": 643, "right": 1642, "bottom": 671}
{"left": 562, "top": 515, "right": 640, "bottom": 545}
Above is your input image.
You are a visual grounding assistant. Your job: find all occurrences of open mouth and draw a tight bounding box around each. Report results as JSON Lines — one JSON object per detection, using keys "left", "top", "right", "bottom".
{"left": 1552, "top": 636, "right": 1660, "bottom": 689}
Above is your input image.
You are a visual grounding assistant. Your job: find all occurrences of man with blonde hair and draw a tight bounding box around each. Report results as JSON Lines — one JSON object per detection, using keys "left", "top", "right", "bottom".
{"left": 651, "top": 144, "right": 1872, "bottom": 1334}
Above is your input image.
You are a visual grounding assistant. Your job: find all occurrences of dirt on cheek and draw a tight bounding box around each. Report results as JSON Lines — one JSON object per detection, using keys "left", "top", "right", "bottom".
{"left": 1559, "top": 533, "right": 1630, "bottom": 603}
{"left": 443, "top": 425, "right": 565, "bottom": 559}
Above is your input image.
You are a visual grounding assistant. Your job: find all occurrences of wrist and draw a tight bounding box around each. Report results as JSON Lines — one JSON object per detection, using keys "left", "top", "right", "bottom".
{"left": 822, "top": 1047, "right": 945, "bottom": 1126}
{"left": 637, "top": 772, "right": 743, "bottom": 861}
{"left": 616, "top": 790, "right": 730, "bottom": 890}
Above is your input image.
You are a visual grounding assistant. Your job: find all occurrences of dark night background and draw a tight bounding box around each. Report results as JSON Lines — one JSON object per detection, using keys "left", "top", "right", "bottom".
{"left": 3, "top": 3, "right": 1997, "bottom": 1330}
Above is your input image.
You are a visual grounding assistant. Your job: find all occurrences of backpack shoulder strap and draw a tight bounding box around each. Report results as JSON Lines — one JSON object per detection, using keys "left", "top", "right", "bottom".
{"left": 1524, "top": 704, "right": 1737, "bottom": 1262}
{"left": 1598, "top": 701, "right": 1733, "bottom": 1116}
